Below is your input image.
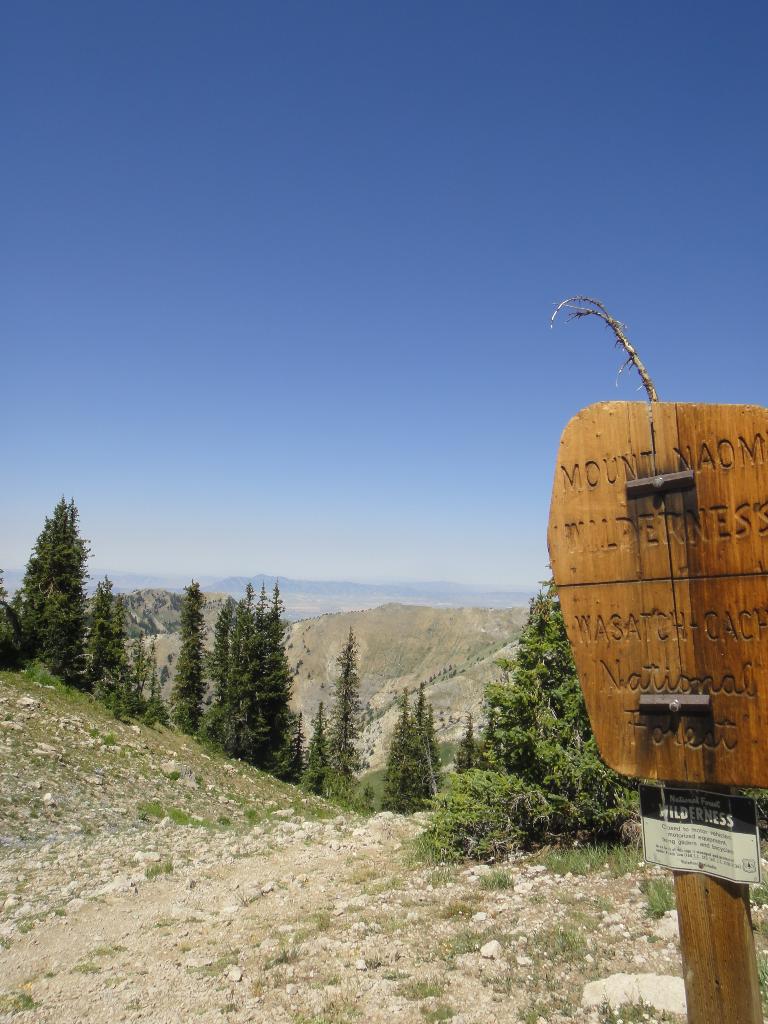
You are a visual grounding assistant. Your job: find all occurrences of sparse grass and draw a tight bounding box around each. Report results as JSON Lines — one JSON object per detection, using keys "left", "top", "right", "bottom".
{"left": 137, "top": 800, "right": 164, "bottom": 821}
{"left": 0, "top": 992, "right": 37, "bottom": 1014}
{"left": 428, "top": 867, "right": 456, "bottom": 887}
{"left": 758, "top": 952, "right": 768, "bottom": 1012}
{"left": 265, "top": 945, "right": 303, "bottom": 970}
{"left": 598, "top": 1001, "right": 675, "bottom": 1023}
{"left": 420, "top": 1005, "right": 455, "bottom": 1022}
{"left": 406, "top": 831, "right": 458, "bottom": 867}
{"left": 479, "top": 868, "right": 513, "bottom": 891}
{"left": 640, "top": 877, "right": 675, "bottom": 919}
{"left": 73, "top": 961, "right": 101, "bottom": 974}
{"left": 398, "top": 978, "right": 446, "bottom": 1000}
{"left": 91, "top": 944, "right": 127, "bottom": 957}
{"left": 753, "top": 882, "right": 768, "bottom": 908}
{"left": 439, "top": 928, "right": 480, "bottom": 959}
{"left": 102, "top": 732, "right": 118, "bottom": 746}
{"left": 438, "top": 897, "right": 480, "bottom": 920}
{"left": 146, "top": 860, "right": 173, "bottom": 880}
{"left": 347, "top": 862, "right": 378, "bottom": 885}
{"left": 533, "top": 844, "right": 640, "bottom": 878}
{"left": 533, "top": 924, "right": 587, "bottom": 962}
{"left": 187, "top": 951, "right": 240, "bottom": 977}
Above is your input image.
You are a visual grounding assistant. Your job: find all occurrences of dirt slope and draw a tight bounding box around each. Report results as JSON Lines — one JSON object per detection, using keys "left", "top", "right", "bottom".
{"left": 0, "top": 669, "right": 700, "bottom": 1024}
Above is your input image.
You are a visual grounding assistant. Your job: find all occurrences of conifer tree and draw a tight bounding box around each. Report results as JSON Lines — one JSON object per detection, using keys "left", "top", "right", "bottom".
{"left": 329, "top": 628, "right": 362, "bottom": 779}
{"left": 87, "top": 578, "right": 127, "bottom": 703}
{"left": 208, "top": 597, "right": 235, "bottom": 703}
{"left": 382, "top": 690, "right": 421, "bottom": 813}
{"left": 170, "top": 581, "right": 206, "bottom": 734}
{"left": 302, "top": 703, "right": 330, "bottom": 795}
{"left": 287, "top": 712, "right": 306, "bottom": 782}
{"left": 454, "top": 713, "right": 477, "bottom": 773}
{"left": 143, "top": 638, "right": 169, "bottom": 727}
{"left": 413, "top": 682, "right": 442, "bottom": 798}
{"left": 260, "top": 582, "right": 295, "bottom": 775}
{"left": 17, "top": 498, "right": 90, "bottom": 687}
{"left": 123, "top": 633, "right": 150, "bottom": 718}
{"left": 0, "top": 570, "right": 22, "bottom": 669}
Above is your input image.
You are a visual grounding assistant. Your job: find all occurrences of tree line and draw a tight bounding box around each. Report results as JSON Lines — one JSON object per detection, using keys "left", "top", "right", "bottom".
{"left": 0, "top": 497, "right": 443, "bottom": 810}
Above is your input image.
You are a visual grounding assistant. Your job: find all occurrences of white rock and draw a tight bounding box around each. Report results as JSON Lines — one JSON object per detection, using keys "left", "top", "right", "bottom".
{"left": 472, "top": 912, "right": 488, "bottom": 923}
{"left": 42, "top": 793, "right": 56, "bottom": 807}
{"left": 581, "top": 973, "right": 686, "bottom": 1015}
{"left": 653, "top": 910, "right": 679, "bottom": 942}
{"left": 226, "top": 965, "right": 243, "bottom": 982}
{"left": 516, "top": 954, "right": 533, "bottom": 966}
{"left": 133, "top": 851, "right": 161, "bottom": 863}
{"left": 480, "top": 939, "right": 502, "bottom": 959}
{"left": 355, "top": 959, "right": 368, "bottom": 971}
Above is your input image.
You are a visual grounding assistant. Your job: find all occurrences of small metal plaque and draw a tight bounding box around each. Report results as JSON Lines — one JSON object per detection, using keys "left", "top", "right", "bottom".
{"left": 640, "top": 784, "right": 761, "bottom": 884}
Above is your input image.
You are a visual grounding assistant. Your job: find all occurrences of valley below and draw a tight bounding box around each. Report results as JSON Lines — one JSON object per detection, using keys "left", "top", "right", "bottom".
{"left": 123, "top": 594, "right": 530, "bottom": 771}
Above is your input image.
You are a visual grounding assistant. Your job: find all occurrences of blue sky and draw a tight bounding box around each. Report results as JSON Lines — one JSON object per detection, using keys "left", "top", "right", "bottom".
{"left": 4, "top": 1, "right": 767, "bottom": 587}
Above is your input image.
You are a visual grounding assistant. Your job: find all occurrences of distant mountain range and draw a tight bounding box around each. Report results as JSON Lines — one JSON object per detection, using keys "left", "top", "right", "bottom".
{"left": 2, "top": 569, "right": 534, "bottom": 619}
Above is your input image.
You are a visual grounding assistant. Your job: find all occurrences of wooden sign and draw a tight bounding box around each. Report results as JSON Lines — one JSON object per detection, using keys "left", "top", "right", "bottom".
{"left": 548, "top": 401, "right": 768, "bottom": 787}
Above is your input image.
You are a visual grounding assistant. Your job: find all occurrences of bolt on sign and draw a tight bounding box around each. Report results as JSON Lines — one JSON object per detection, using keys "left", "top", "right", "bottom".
{"left": 547, "top": 401, "right": 768, "bottom": 787}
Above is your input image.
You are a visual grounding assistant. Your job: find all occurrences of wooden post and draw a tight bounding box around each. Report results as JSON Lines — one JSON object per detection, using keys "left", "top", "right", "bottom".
{"left": 674, "top": 871, "right": 762, "bottom": 1023}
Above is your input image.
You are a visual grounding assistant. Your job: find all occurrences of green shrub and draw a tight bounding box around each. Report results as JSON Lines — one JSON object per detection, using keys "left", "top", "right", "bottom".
{"left": 423, "top": 585, "right": 636, "bottom": 859}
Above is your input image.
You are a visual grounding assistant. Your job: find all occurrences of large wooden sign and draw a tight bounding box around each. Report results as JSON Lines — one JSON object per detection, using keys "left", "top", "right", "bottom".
{"left": 548, "top": 401, "right": 768, "bottom": 787}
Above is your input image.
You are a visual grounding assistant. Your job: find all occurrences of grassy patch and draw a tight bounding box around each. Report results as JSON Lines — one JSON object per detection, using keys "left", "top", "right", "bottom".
{"left": 398, "top": 978, "right": 446, "bottom": 1000}
{"left": 753, "top": 882, "right": 768, "bottom": 908}
{"left": 137, "top": 800, "right": 164, "bottom": 821}
{"left": 533, "top": 843, "right": 640, "bottom": 878}
{"left": 640, "top": 877, "right": 675, "bottom": 919}
{"left": 0, "top": 992, "right": 37, "bottom": 1014}
{"left": 73, "top": 961, "right": 101, "bottom": 974}
{"left": 146, "top": 860, "right": 173, "bottom": 880}
{"left": 533, "top": 924, "right": 587, "bottom": 962}
{"left": 479, "top": 868, "right": 513, "bottom": 891}
{"left": 427, "top": 867, "right": 456, "bottom": 887}
{"left": 598, "top": 1001, "right": 675, "bottom": 1023}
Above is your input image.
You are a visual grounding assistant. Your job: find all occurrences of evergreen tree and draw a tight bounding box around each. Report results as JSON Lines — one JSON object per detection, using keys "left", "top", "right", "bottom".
{"left": 424, "top": 583, "right": 636, "bottom": 859}
{"left": 287, "top": 712, "right": 306, "bottom": 782}
{"left": 170, "top": 581, "right": 206, "bottom": 733}
{"left": 454, "top": 713, "right": 477, "bottom": 773}
{"left": 208, "top": 597, "right": 235, "bottom": 703}
{"left": 143, "top": 638, "right": 169, "bottom": 727}
{"left": 329, "top": 628, "right": 362, "bottom": 779}
{"left": 382, "top": 690, "right": 422, "bottom": 813}
{"left": 87, "top": 578, "right": 127, "bottom": 703}
{"left": 17, "top": 498, "right": 90, "bottom": 687}
{"left": 260, "top": 582, "right": 295, "bottom": 775}
{"left": 122, "top": 633, "right": 150, "bottom": 718}
{"left": 413, "top": 682, "right": 442, "bottom": 798}
{"left": 302, "top": 703, "right": 330, "bottom": 795}
{"left": 0, "top": 570, "right": 22, "bottom": 669}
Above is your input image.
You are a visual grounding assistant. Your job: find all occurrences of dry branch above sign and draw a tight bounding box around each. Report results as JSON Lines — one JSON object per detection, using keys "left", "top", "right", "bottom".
{"left": 548, "top": 401, "right": 768, "bottom": 787}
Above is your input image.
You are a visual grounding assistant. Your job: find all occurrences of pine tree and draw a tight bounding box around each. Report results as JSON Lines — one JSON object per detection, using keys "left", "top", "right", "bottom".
{"left": 382, "top": 690, "right": 421, "bottom": 813}
{"left": 329, "top": 628, "right": 362, "bottom": 779}
{"left": 261, "top": 582, "right": 295, "bottom": 775}
{"left": 424, "top": 583, "right": 636, "bottom": 858}
{"left": 0, "top": 570, "right": 22, "bottom": 669}
{"left": 302, "top": 703, "right": 330, "bottom": 795}
{"left": 170, "top": 581, "right": 206, "bottom": 733}
{"left": 413, "top": 682, "right": 442, "bottom": 798}
{"left": 143, "top": 639, "right": 169, "bottom": 727}
{"left": 208, "top": 597, "right": 235, "bottom": 703}
{"left": 454, "top": 713, "right": 477, "bottom": 773}
{"left": 122, "top": 633, "right": 150, "bottom": 718}
{"left": 87, "top": 578, "right": 127, "bottom": 704}
{"left": 17, "top": 498, "right": 90, "bottom": 687}
{"left": 287, "top": 712, "right": 306, "bottom": 782}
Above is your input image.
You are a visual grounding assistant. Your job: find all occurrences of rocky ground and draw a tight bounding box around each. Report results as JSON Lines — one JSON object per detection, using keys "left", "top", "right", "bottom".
{"left": 1, "top": 668, "right": 764, "bottom": 1023}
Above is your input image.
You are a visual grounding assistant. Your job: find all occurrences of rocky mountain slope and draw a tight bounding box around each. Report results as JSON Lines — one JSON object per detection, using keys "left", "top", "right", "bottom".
{"left": 0, "top": 667, "right": 705, "bottom": 1023}
{"left": 123, "top": 594, "right": 528, "bottom": 770}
